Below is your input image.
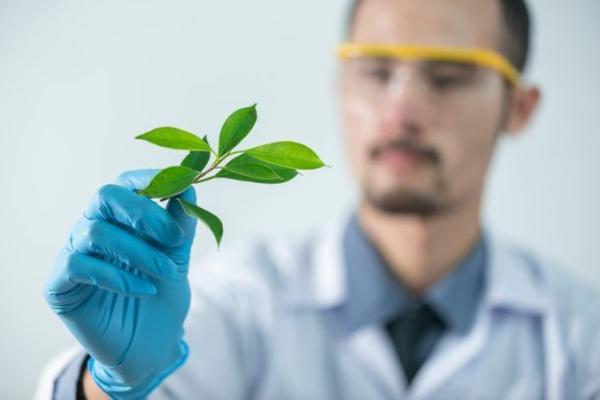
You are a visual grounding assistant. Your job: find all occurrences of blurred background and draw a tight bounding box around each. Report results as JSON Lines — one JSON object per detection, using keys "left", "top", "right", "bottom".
{"left": 0, "top": 0, "right": 598, "bottom": 397}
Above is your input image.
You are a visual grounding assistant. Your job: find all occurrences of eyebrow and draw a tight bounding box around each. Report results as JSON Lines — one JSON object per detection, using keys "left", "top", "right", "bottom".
{"left": 359, "top": 56, "right": 395, "bottom": 65}
{"left": 356, "top": 57, "right": 480, "bottom": 73}
{"left": 420, "top": 60, "right": 479, "bottom": 73}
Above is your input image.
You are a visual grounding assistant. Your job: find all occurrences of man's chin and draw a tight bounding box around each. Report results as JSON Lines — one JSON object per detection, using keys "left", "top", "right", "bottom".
{"left": 364, "top": 188, "right": 443, "bottom": 217}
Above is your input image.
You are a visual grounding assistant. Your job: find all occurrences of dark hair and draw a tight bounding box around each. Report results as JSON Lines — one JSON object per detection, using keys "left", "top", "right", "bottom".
{"left": 345, "top": 0, "right": 532, "bottom": 72}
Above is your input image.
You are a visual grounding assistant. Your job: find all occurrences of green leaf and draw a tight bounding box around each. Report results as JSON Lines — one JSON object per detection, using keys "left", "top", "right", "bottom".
{"left": 216, "top": 169, "right": 298, "bottom": 184}
{"left": 215, "top": 154, "right": 298, "bottom": 184}
{"left": 136, "top": 127, "right": 210, "bottom": 151}
{"left": 138, "top": 166, "right": 199, "bottom": 199}
{"left": 218, "top": 104, "right": 257, "bottom": 156}
{"left": 219, "top": 153, "right": 282, "bottom": 180}
{"left": 245, "top": 141, "right": 325, "bottom": 170}
{"left": 181, "top": 135, "right": 211, "bottom": 172}
{"left": 177, "top": 198, "right": 223, "bottom": 246}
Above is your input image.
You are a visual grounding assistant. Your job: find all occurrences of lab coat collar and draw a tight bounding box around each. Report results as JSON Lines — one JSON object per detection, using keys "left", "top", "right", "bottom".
{"left": 482, "top": 231, "right": 550, "bottom": 314}
{"left": 280, "top": 209, "right": 350, "bottom": 309}
{"left": 283, "top": 209, "right": 549, "bottom": 316}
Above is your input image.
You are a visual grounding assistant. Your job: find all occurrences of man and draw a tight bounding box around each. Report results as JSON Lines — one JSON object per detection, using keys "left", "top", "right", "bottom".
{"left": 39, "top": 0, "right": 600, "bottom": 398}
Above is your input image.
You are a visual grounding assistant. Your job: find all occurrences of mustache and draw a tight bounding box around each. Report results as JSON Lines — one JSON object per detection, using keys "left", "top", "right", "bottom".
{"left": 369, "top": 138, "right": 440, "bottom": 165}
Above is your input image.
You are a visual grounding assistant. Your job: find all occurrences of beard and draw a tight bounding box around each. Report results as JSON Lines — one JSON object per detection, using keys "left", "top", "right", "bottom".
{"left": 365, "top": 186, "right": 443, "bottom": 217}
{"left": 363, "top": 173, "right": 448, "bottom": 217}
{"left": 363, "top": 137, "right": 449, "bottom": 217}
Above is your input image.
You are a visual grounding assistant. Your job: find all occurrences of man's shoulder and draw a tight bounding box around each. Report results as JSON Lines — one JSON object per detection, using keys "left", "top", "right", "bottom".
{"left": 493, "top": 238, "right": 600, "bottom": 391}
{"left": 497, "top": 238, "right": 600, "bottom": 341}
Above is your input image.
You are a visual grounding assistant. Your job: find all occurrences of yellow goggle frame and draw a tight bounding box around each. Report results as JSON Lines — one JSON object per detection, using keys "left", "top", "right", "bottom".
{"left": 336, "top": 43, "right": 521, "bottom": 87}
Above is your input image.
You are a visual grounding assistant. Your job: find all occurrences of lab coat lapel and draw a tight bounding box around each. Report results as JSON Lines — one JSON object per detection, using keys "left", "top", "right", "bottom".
{"left": 341, "top": 324, "right": 405, "bottom": 399}
{"left": 311, "top": 211, "right": 405, "bottom": 398}
{"left": 484, "top": 235, "right": 567, "bottom": 400}
{"left": 409, "top": 301, "right": 492, "bottom": 398}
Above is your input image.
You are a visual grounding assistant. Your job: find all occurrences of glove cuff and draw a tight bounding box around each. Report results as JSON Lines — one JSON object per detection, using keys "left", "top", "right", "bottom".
{"left": 87, "top": 340, "right": 189, "bottom": 400}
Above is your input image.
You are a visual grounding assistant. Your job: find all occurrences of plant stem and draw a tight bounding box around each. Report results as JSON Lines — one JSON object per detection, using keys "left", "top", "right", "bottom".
{"left": 195, "top": 176, "right": 216, "bottom": 184}
{"left": 192, "top": 150, "right": 235, "bottom": 183}
{"left": 159, "top": 151, "right": 237, "bottom": 202}
{"left": 193, "top": 162, "right": 220, "bottom": 183}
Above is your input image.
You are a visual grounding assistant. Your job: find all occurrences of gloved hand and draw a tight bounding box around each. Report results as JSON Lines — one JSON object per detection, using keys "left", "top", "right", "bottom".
{"left": 44, "top": 169, "right": 198, "bottom": 399}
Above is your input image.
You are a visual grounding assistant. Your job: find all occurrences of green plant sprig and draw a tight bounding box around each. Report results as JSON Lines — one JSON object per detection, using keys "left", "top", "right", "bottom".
{"left": 134, "top": 103, "right": 328, "bottom": 247}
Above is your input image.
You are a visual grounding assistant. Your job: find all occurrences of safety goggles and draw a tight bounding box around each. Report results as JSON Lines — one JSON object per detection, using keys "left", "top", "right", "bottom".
{"left": 336, "top": 43, "right": 521, "bottom": 88}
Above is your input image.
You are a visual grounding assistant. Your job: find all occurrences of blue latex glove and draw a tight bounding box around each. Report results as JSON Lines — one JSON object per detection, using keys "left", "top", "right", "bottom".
{"left": 44, "top": 169, "right": 198, "bottom": 399}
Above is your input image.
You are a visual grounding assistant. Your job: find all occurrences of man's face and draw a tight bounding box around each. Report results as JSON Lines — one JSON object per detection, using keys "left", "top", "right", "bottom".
{"left": 340, "top": 0, "right": 511, "bottom": 217}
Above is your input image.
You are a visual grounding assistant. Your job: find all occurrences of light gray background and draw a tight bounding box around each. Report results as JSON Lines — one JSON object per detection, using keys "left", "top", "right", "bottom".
{"left": 0, "top": 0, "right": 598, "bottom": 397}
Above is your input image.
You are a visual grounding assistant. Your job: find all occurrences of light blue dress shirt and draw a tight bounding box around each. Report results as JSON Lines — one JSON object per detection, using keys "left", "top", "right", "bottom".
{"left": 45, "top": 210, "right": 600, "bottom": 400}
{"left": 340, "top": 211, "right": 486, "bottom": 373}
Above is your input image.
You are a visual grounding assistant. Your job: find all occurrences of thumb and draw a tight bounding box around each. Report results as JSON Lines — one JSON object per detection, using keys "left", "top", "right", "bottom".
{"left": 166, "top": 185, "right": 198, "bottom": 250}
{"left": 114, "top": 169, "right": 198, "bottom": 250}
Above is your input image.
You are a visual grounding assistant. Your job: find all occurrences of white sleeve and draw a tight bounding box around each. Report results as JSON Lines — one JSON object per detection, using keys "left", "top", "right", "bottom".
{"left": 150, "top": 242, "right": 273, "bottom": 400}
{"left": 34, "top": 345, "right": 86, "bottom": 400}
{"left": 581, "top": 326, "right": 600, "bottom": 400}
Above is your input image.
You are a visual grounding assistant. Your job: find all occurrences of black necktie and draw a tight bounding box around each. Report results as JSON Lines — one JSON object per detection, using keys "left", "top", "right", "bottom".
{"left": 384, "top": 302, "right": 446, "bottom": 385}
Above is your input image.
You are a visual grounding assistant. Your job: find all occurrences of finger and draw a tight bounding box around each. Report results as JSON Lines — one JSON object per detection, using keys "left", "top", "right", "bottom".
{"left": 66, "top": 251, "right": 158, "bottom": 296}
{"left": 44, "top": 248, "right": 156, "bottom": 310}
{"left": 70, "top": 218, "right": 179, "bottom": 280}
{"left": 164, "top": 187, "right": 198, "bottom": 270}
{"left": 166, "top": 186, "right": 197, "bottom": 249}
{"left": 84, "top": 182, "right": 185, "bottom": 248}
{"left": 44, "top": 248, "right": 82, "bottom": 310}
{"left": 114, "top": 169, "right": 162, "bottom": 192}
{"left": 116, "top": 169, "right": 196, "bottom": 248}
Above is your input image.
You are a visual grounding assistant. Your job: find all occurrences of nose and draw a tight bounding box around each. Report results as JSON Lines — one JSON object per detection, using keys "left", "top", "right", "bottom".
{"left": 379, "top": 65, "right": 425, "bottom": 138}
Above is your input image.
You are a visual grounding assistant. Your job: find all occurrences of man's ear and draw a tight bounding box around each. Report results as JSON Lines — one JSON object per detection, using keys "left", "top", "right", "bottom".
{"left": 505, "top": 84, "right": 542, "bottom": 136}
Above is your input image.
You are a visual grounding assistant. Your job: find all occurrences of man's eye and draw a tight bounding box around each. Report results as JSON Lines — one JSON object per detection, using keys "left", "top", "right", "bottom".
{"left": 429, "top": 75, "right": 467, "bottom": 90}
{"left": 364, "top": 67, "right": 392, "bottom": 83}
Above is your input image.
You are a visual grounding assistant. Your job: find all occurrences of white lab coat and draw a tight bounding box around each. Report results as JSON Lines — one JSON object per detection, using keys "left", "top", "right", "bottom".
{"left": 37, "top": 211, "right": 600, "bottom": 399}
